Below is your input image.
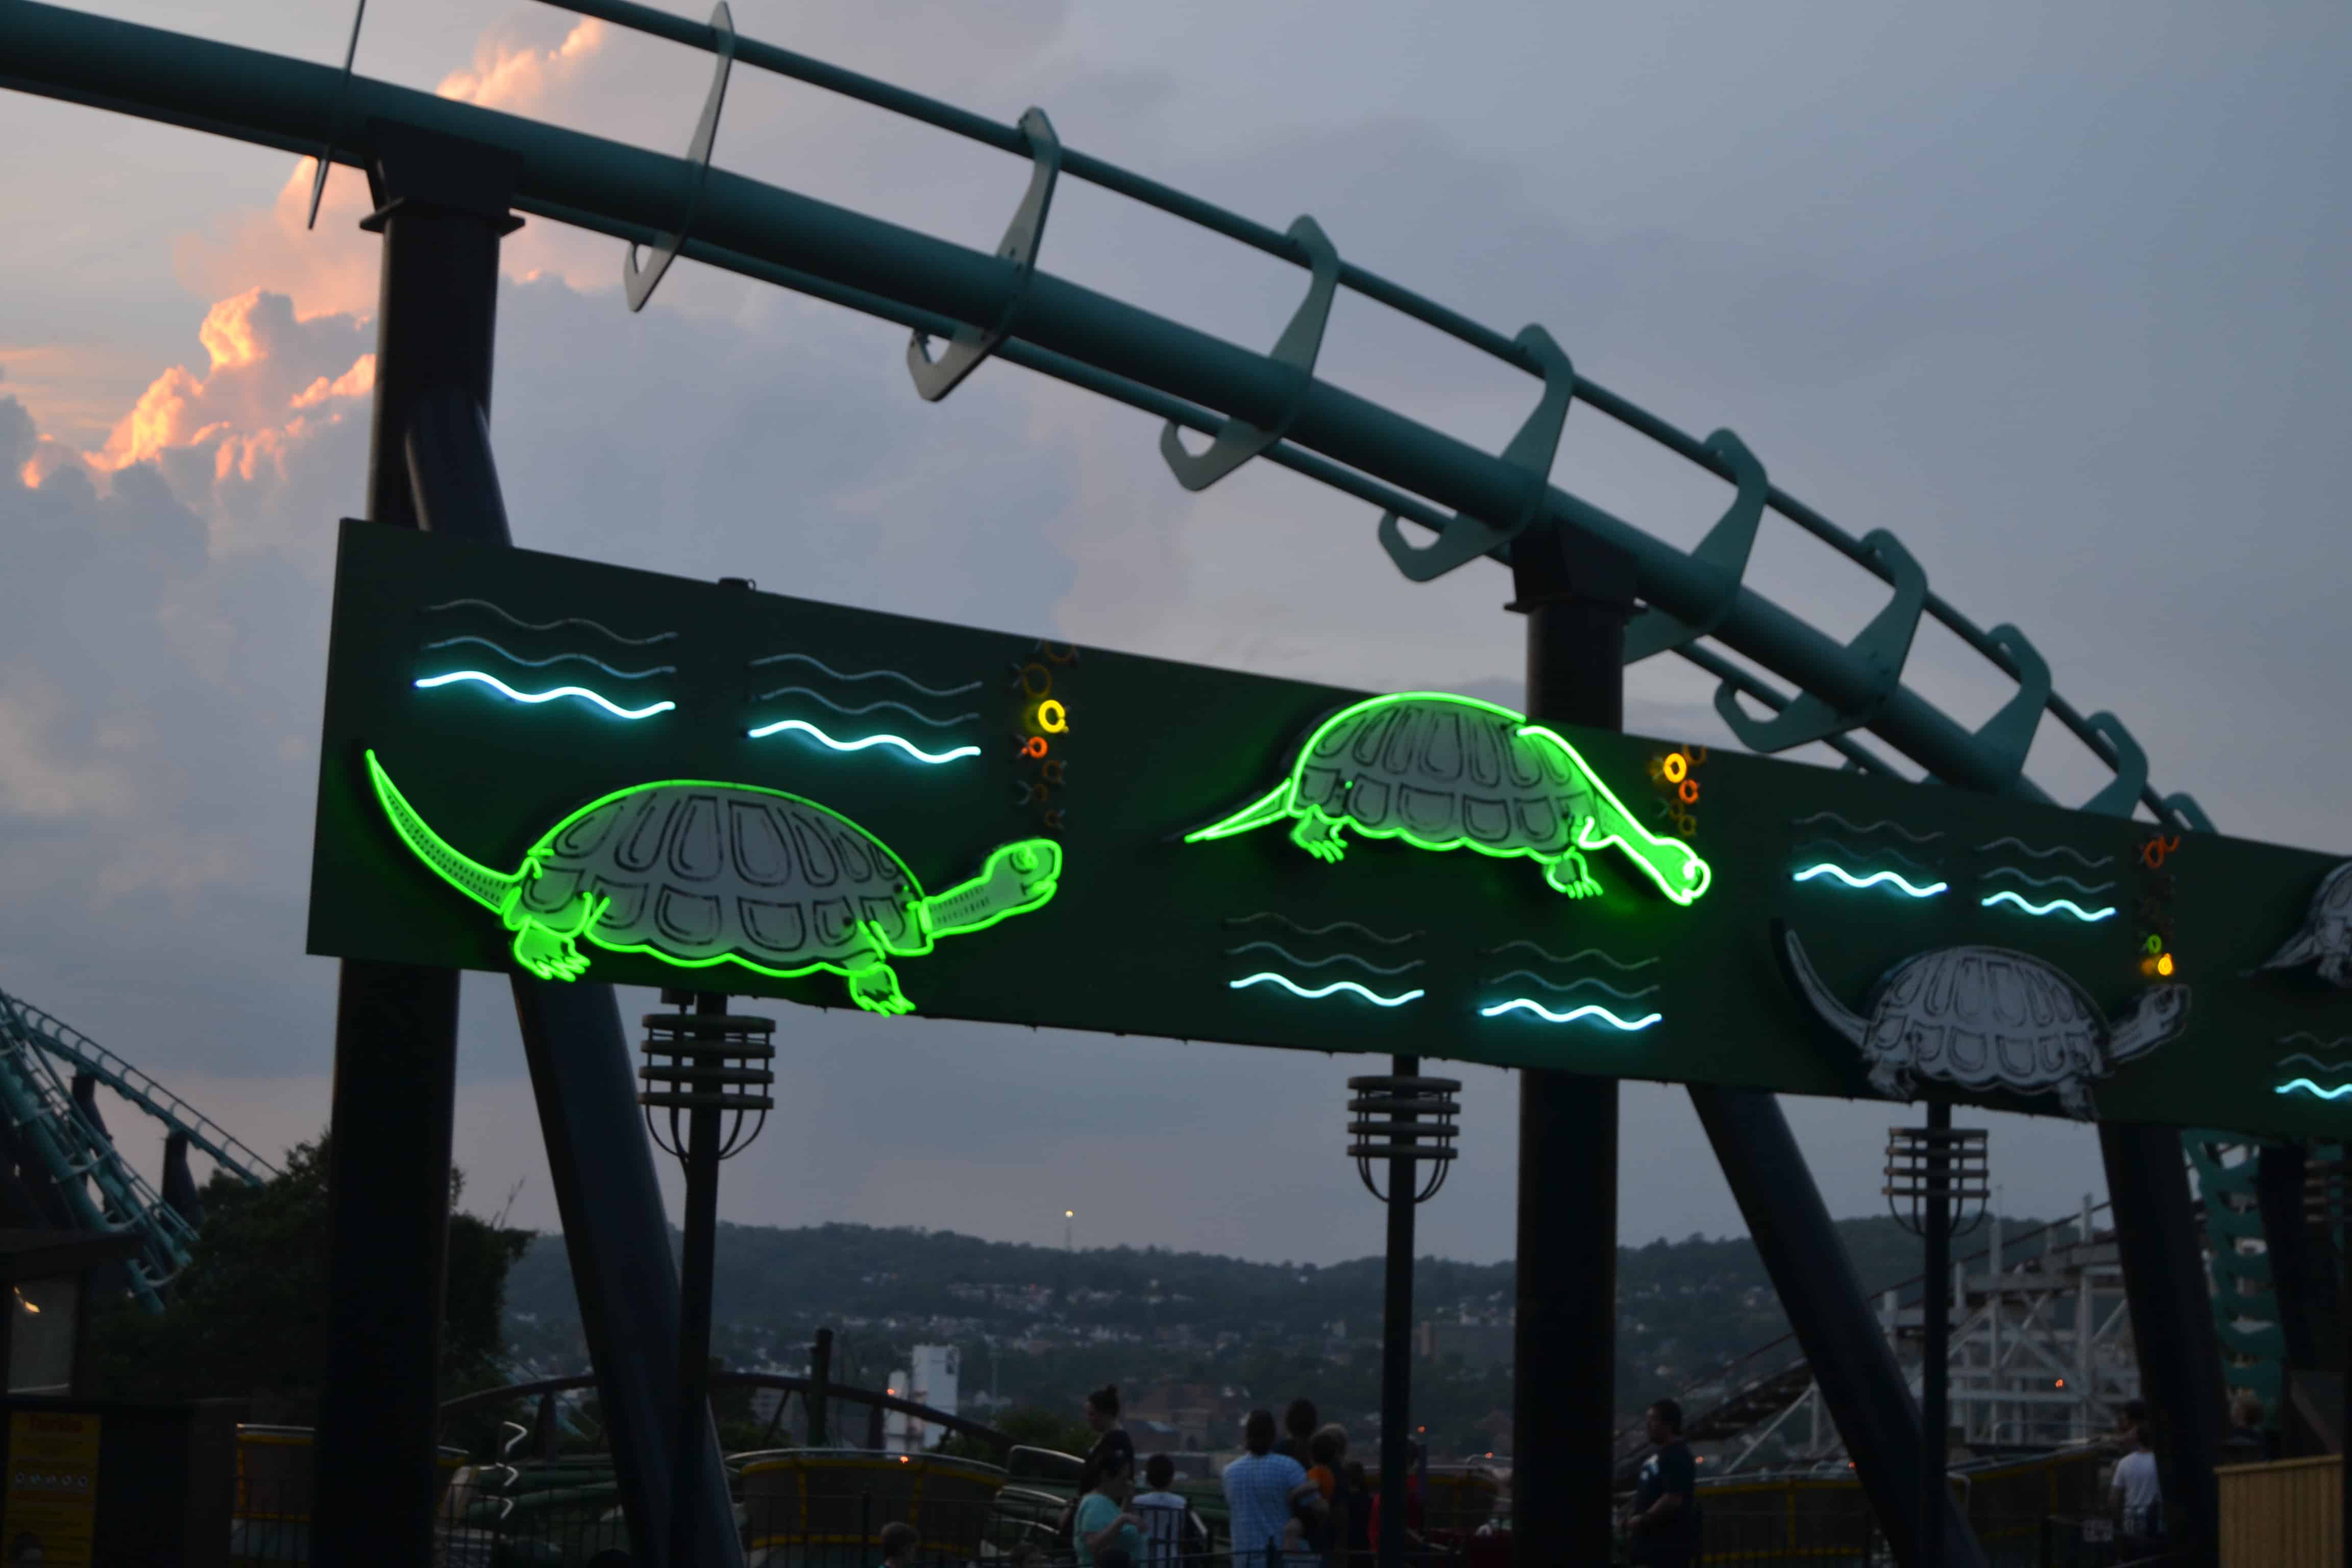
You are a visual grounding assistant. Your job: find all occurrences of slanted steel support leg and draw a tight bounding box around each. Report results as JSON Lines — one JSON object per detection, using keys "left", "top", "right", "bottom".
{"left": 2100, "top": 1123, "right": 2226, "bottom": 1562}
{"left": 1690, "top": 1087, "right": 1986, "bottom": 1568}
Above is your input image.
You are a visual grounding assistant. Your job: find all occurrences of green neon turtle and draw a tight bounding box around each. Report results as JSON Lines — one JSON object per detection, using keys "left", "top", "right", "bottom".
{"left": 1185, "top": 693, "right": 1710, "bottom": 905}
{"left": 364, "top": 751, "right": 1059, "bottom": 1014}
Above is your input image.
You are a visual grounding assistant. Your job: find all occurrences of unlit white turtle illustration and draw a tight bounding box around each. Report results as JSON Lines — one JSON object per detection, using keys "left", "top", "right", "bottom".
{"left": 1776, "top": 922, "right": 2190, "bottom": 1120}
{"left": 2257, "top": 860, "right": 2352, "bottom": 989}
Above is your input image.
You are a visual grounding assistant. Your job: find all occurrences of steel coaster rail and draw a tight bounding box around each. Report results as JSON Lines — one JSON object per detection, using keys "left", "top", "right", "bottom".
{"left": 548, "top": 0, "right": 2182, "bottom": 819}
{"left": 1, "top": 986, "right": 279, "bottom": 1186}
{"left": 0, "top": 0, "right": 2202, "bottom": 828}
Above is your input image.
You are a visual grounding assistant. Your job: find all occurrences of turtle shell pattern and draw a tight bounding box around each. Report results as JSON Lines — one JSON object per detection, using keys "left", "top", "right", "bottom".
{"left": 516, "top": 784, "right": 926, "bottom": 968}
{"left": 1294, "top": 698, "right": 1591, "bottom": 856}
{"left": 1862, "top": 945, "right": 2104, "bottom": 1094}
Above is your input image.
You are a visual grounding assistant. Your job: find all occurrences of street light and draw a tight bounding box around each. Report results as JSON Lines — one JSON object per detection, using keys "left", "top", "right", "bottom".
{"left": 641, "top": 989, "right": 774, "bottom": 1568}
{"left": 1347, "top": 1057, "right": 1460, "bottom": 1568}
{"left": 1885, "top": 1107, "right": 1989, "bottom": 1568}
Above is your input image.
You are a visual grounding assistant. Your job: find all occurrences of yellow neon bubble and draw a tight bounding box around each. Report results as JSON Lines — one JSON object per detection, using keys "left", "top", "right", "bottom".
{"left": 1662, "top": 752, "right": 1688, "bottom": 784}
{"left": 1037, "top": 699, "right": 1068, "bottom": 733}
{"left": 2158, "top": 953, "right": 2174, "bottom": 976}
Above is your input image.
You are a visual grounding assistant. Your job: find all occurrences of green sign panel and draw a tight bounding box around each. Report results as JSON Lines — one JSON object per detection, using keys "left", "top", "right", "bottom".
{"left": 308, "top": 522, "right": 2351, "bottom": 1137}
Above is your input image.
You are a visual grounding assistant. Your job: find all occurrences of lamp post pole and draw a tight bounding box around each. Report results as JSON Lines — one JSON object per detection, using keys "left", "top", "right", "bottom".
{"left": 1886, "top": 1107, "right": 1989, "bottom": 1568}
{"left": 641, "top": 990, "right": 775, "bottom": 1568}
{"left": 1348, "top": 1061, "right": 1460, "bottom": 1568}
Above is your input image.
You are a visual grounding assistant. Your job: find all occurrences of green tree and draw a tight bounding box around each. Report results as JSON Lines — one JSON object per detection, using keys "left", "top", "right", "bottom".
{"left": 87, "top": 1135, "right": 531, "bottom": 1425}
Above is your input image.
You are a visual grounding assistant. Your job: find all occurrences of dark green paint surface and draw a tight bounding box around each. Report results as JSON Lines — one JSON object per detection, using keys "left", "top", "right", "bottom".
{"left": 308, "top": 522, "right": 2350, "bottom": 1137}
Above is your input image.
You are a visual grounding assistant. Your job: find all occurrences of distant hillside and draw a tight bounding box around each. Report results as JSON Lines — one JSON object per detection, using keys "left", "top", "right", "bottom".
{"left": 505, "top": 1211, "right": 2084, "bottom": 1439}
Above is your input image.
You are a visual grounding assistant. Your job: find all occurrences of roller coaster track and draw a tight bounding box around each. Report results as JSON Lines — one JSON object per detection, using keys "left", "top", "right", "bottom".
{"left": 0, "top": 986, "right": 275, "bottom": 1309}
{"left": 0, "top": 0, "right": 2256, "bottom": 1364}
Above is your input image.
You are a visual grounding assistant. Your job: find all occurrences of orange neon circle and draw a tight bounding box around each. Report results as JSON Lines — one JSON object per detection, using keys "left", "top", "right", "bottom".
{"left": 1678, "top": 778, "right": 1700, "bottom": 804}
{"left": 1020, "top": 664, "right": 1052, "bottom": 697}
{"left": 1041, "top": 759, "right": 1066, "bottom": 784}
{"left": 1663, "top": 752, "right": 1688, "bottom": 785}
{"left": 1036, "top": 699, "right": 1068, "bottom": 733}
{"left": 1022, "top": 736, "right": 1048, "bottom": 758}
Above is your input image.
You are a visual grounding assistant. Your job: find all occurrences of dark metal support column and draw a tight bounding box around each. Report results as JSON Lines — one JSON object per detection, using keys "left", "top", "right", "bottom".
{"left": 2255, "top": 1145, "right": 2321, "bottom": 1371}
{"left": 1689, "top": 1088, "right": 1985, "bottom": 1567}
{"left": 2100, "top": 1123, "right": 2226, "bottom": 1558}
{"left": 1511, "top": 530, "right": 1631, "bottom": 1566}
{"left": 316, "top": 119, "right": 736, "bottom": 1567}
{"left": 314, "top": 119, "right": 521, "bottom": 1568}
{"left": 668, "top": 996, "right": 727, "bottom": 1568}
{"left": 1379, "top": 1053, "right": 1418, "bottom": 1568}
{"left": 808, "top": 1327, "right": 833, "bottom": 1446}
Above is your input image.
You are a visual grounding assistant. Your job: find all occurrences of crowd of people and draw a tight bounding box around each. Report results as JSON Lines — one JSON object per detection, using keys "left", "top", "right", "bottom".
{"left": 1055, "top": 1384, "right": 1420, "bottom": 1567}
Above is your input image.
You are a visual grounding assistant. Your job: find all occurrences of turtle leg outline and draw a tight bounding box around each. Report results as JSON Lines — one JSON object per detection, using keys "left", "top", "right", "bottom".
{"left": 1543, "top": 850, "right": 1600, "bottom": 899}
{"left": 1867, "top": 1061, "right": 1912, "bottom": 1102}
{"left": 1289, "top": 806, "right": 1348, "bottom": 864}
{"left": 847, "top": 961, "right": 913, "bottom": 1016}
{"left": 2057, "top": 1079, "right": 2096, "bottom": 1120}
{"left": 504, "top": 892, "right": 601, "bottom": 982}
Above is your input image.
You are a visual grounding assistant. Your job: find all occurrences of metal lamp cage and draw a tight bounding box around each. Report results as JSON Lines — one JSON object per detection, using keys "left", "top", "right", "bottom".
{"left": 1883, "top": 1124, "right": 1992, "bottom": 1238}
{"left": 1346, "top": 1074, "right": 1462, "bottom": 1203}
{"left": 639, "top": 996, "right": 776, "bottom": 1161}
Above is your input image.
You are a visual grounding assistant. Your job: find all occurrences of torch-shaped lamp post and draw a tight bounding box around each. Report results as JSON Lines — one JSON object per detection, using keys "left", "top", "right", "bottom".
{"left": 1348, "top": 1058, "right": 1460, "bottom": 1568}
{"left": 641, "top": 989, "right": 774, "bottom": 1568}
{"left": 1884, "top": 1106, "right": 1989, "bottom": 1568}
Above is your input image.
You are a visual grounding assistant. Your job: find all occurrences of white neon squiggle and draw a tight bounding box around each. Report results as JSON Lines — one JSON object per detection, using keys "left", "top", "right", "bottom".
{"left": 1228, "top": 973, "right": 1425, "bottom": 1007}
{"left": 1484, "top": 971, "right": 1658, "bottom": 1002}
{"left": 424, "top": 599, "right": 675, "bottom": 646}
{"left": 414, "top": 672, "right": 675, "bottom": 720}
{"left": 1793, "top": 864, "right": 1949, "bottom": 898}
{"left": 1981, "top": 866, "right": 2116, "bottom": 896}
{"left": 1973, "top": 837, "right": 2112, "bottom": 868}
{"left": 1479, "top": 999, "right": 1662, "bottom": 1031}
{"left": 744, "top": 718, "right": 979, "bottom": 764}
{"left": 420, "top": 636, "right": 674, "bottom": 680}
{"left": 1980, "top": 890, "right": 2116, "bottom": 922}
{"left": 752, "top": 686, "right": 978, "bottom": 727}
{"left": 747, "top": 651, "right": 982, "bottom": 698}
{"left": 2275, "top": 1078, "right": 2352, "bottom": 1101}
{"left": 1222, "top": 943, "right": 1424, "bottom": 976}
{"left": 1479, "top": 941, "right": 1657, "bottom": 972}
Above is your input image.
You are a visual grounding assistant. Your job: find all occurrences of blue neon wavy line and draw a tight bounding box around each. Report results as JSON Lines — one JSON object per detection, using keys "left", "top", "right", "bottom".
{"left": 424, "top": 599, "right": 675, "bottom": 646}
{"left": 419, "top": 635, "right": 675, "bottom": 680}
{"left": 1980, "top": 890, "right": 2116, "bottom": 922}
{"left": 1480, "top": 941, "right": 1658, "bottom": 972}
{"left": 1792, "top": 838, "right": 1930, "bottom": 874}
{"left": 2279, "top": 1055, "right": 2352, "bottom": 1075}
{"left": 743, "top": 718, "right": 980, "bottom": 764}
{"left": 747, "top": 651, "right": 982, "bottom": 698}
{"left": 1229, "top": 972, "right": 1425, "bottom": 1007}
{"left": 1221, "top": 943, "right": 1424, "bottom": 976}
{"left": 413, "top": 671, "right": 675, "bottom": 720}
{"left": 1792, "top": 864, "right": 1949, "bottom": 898}
{"left": 1479, "top": 998, "right": 1662, "bottom": 1031}
{"left": 1972, "top": 837, "right": 2113, "bottom": 869}
{"left": 1484, "top": 970, "right": 1659, "bottom": 1002}
{"left": 1790, "top": 812, "right": 1943, "bottom": 844}
{"left": 1224, "top": 913, "right": 1422, "bottom": 946}
{"left": 751, "top": 686, "right": 978, "bottom": 727}
{"left": 1980, "top": 866, "right": 2116, "bottom": 896}
{"left": 2275, "top": 1079, "right": 2352, "bottom": 1101}
{"left": 2281, "top": 1033, "right": 2352, "bottom": 1052}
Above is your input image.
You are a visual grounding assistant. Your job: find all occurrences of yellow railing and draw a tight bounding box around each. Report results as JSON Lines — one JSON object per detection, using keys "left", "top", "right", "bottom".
{"left": 2217, "top": 1454, "right": 2340, "bottom": 1567}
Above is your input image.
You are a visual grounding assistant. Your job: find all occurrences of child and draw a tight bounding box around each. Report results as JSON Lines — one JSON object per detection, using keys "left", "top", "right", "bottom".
{"left": 1132, "top": 1453, "right": 1208, "bottom": 1565}
{"left": 878, "top": 1520, "right": 918, "bottom": 1567}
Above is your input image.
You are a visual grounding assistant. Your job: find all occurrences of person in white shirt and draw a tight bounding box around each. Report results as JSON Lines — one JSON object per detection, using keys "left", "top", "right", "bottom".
{"left": 1131, "top": 1453, "right": 1208, "bottom": 1566}
{"left": 2111, "top": 1425, "right": 2163, "bottom": 1542}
